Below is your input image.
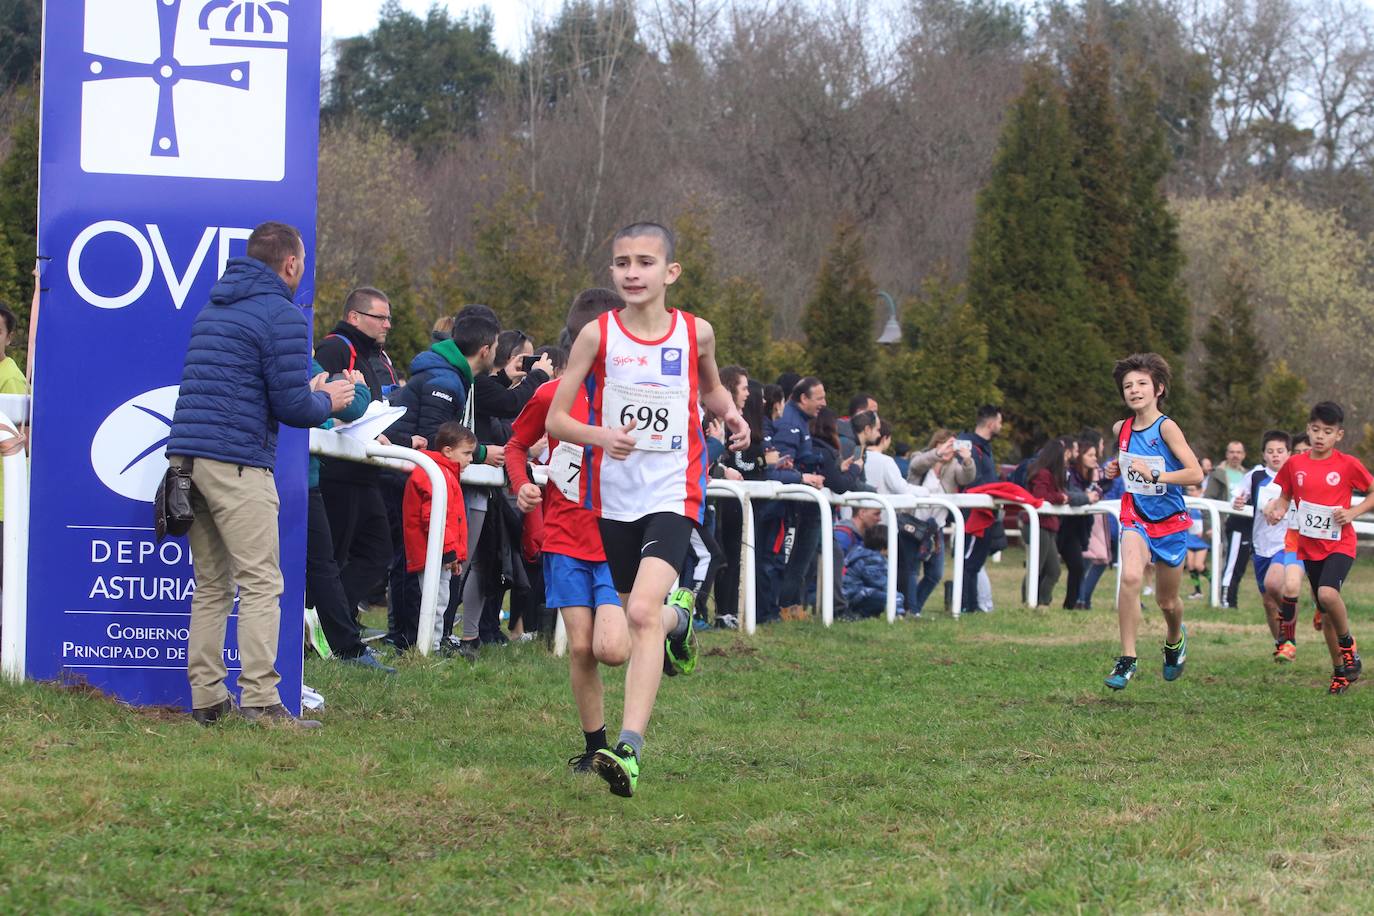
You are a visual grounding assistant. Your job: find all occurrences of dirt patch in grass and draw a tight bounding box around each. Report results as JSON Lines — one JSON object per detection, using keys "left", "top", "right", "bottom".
{"left": 705, "top": 643, "right": 759, "bottom": 659}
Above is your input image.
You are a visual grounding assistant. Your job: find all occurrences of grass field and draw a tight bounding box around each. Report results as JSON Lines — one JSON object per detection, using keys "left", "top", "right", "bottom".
{"left": 4, "top": 548, "right": 1374, "bottom": 912}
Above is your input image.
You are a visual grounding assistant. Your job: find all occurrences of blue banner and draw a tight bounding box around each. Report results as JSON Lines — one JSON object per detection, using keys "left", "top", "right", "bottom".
{"left": 30, "top": 0, "right": 321, "bottom": 713}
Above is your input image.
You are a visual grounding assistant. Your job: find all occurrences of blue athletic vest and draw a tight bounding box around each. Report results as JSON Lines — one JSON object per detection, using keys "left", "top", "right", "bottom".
{"left": 1118, "top": 415, "right": 1189, "bottom": 531}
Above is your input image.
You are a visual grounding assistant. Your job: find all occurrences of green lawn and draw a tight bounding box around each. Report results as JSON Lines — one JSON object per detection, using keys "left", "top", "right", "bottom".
{"left": 3, "top": 548, "right": 1374, "bottom": 912}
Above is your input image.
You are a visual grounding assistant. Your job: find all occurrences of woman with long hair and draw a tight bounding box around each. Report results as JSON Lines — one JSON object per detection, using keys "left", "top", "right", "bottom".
{"left": 711, "top": 369, "right": 766, "bottom": 630}
{"left": 1023, "top": 438, "right": 1070, "bottom": 607}
{"left": 1060, "top": 437, "right": 1103, "bottom": 610}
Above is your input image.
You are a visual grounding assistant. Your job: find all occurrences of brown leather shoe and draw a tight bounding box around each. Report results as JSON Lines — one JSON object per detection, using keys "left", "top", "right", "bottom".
{"left": 240, "top": 703, "right": 322, "bottom": 729}
{"left": 780, "top": 605, "right": 806, "bottom": 621}
{"left": 190, "top": 697, "right": 233, "bottom": 726}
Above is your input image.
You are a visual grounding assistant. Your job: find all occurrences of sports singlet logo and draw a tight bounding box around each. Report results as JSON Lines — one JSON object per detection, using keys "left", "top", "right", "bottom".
{"left": 612, "top": 354, "right": 649, "bottom": 367}
{"left": 661, "top": 347, "right": 682, "bottom": 376}
{"left": 1327, "top": 471, "right": 1342, "bottom": 486}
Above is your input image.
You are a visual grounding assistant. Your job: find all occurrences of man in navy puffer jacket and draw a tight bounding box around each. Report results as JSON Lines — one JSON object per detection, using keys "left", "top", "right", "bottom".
{"left": 167, "top": 222, "right": 356, "bottom": 728}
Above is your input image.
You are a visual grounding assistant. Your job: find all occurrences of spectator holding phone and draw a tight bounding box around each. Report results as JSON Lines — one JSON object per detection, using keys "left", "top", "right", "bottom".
{"left": 907, "top": 429, "right": 976, "bottom": 614}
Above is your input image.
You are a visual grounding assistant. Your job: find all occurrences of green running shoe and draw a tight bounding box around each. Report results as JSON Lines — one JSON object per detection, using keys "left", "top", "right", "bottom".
{"left": 668, "top": 587, "right": 696, "bottom": 615}
{"left": 592, "top": 742, "right": 640, "bottom": 797}
{"left": 664, "top": 589, "right": 699, "bottom": 677}
{"left": 1163, "top": 626, "right": 1188, "bottom": 681}
{"left": 1104, "top": 656, "right": 1137, "bottom": 690}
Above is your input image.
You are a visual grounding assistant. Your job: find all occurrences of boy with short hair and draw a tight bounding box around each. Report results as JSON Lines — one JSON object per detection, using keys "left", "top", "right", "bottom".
{"left": 1264, "top": 402, "right": 1374, "bottom": 694}
{"left": 547, "top": 222, "right": 750, "bottom": 797}
{"left": 840, "top": 524, "right": 903, "bottom": 619}
{"left": 400, "top": 422, "right": 475, "bottom": 651}
{"left": 506, "top": 288, "right": 641, "bottom": 774}
{"left": 1102, "top": 353, "right": 1205, "bottom": 690}
{"left": 1233, "top": 430, "right": 1301, "bottom": 661}
{"left": 1281, "top": 434, "right": 1319, "bottom": 631}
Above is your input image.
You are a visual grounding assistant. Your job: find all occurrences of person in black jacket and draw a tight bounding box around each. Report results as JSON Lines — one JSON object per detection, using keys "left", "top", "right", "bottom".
{"left": 314, "top": 287, "right": 405, "bottom": 632}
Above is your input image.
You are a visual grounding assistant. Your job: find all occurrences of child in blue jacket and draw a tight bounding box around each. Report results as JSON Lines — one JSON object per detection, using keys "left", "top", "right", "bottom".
{"left": 841, "top": 525, "right": 904, "bottom": 619}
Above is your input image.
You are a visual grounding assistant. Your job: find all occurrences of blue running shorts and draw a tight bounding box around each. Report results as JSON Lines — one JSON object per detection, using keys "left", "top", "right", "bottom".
{"left": 1253, "top": 550, "right": 1301, "bottom": 594}
{"left": 543, "top": 553, "right": 622, "bottom": 610}
{"left": 1122, "top": 523, "right": 1187, "bottom": 568}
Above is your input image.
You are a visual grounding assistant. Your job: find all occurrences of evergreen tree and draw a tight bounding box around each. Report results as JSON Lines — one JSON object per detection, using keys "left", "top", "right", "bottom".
{"left": 670, "top": 207, "right": 773, "bottom": 375}
{"left": 324, "top": 1, "right": 508, "bottom": 147}
{"left": 802, "top": 221, "right": 877, "bottom": 403}
{"left": 1066, "top": 40, "right": 1148, "bottom": 354}
{"left": 712, "top": 276, "right": 773, "bottom": 378}
{"left": 449, "top": 180, "right": 586, "bottom": 347}
{"left": 1260, "top": 360, "right": 1308, "bottom": 437}
{"left": 967, "top": 60, "right": 1113, "bottom": 450}
{"left": 0, "top": 105, "right": 37, "bottom": 359}
{"left": 669, "top": 207, "right": 719, "bottom": 324}
{"left": 1198, "top": 265, "right": 1266, "bottom": 456}
{"left": 876, "top": 275, "right": 1000, "bottom": 443}
{"left": 1121, "top": 68, "right": 1189, "bottom": 359}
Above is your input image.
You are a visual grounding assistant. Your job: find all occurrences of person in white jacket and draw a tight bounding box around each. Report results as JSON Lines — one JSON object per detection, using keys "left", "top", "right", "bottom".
{"left": 863, "top": 420, "right": 933, "bottom": 614}
{"left": 905, "top": 429, "right": 976, "bottom": 613}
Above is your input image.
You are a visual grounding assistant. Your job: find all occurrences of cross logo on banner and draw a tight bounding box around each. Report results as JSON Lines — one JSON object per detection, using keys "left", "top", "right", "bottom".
{"left": 80, "top": 0, "right": 290, "bottom": 181}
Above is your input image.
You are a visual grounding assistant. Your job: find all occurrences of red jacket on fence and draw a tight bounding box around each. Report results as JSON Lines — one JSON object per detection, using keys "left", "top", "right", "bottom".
{"left": 402, "top": 450, "right": 468, "bottom": 574}
{"left": 964, "top": 482, "right": 1044, "bottom": 537}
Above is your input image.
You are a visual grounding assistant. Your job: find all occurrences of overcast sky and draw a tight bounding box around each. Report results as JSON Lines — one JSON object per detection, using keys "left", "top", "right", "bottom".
{"left": 322, "top": 1, "right": 554, "bottom": 54}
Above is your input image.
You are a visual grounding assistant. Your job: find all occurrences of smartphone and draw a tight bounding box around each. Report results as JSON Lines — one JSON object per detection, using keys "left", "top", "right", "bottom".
{"left": 520, "top": 354, "right": 539, "bottom": 373}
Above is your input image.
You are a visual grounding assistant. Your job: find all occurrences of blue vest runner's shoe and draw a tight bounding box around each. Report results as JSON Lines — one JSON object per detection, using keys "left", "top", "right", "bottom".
{"left": 1104, "top": 656, "right": 1138, "bottom": 690}
{"left": 1162, "top": 625, "right": 1188, "bottom": 681}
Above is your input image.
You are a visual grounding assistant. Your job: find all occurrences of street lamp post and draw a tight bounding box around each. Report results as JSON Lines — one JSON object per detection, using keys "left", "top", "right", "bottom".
{"left": 877, "top": 290, "right": 901, "bottom": 344}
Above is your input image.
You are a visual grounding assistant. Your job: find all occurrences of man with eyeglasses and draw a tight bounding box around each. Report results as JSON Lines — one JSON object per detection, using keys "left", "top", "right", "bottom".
{"left": 315, "top": 287, "right": 404, "bottom": 632}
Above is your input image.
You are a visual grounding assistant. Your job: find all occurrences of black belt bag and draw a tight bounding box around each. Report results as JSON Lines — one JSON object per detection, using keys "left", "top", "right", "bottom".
{"left": 156, "top": 458, "right": 195, "bottom": 540}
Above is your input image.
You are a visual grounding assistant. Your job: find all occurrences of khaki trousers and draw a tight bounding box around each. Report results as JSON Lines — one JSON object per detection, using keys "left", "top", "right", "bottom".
{"left": 178, "top": 456, "right": 285, "bottom": 709}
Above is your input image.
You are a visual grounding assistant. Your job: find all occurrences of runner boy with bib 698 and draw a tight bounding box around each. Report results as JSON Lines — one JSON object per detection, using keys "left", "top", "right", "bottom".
{"left": 1101, "top": 353, "right": 1204, "bottom": 691}
{"left": 1264, "top": 402, "right": 1374, "bottom": 694}
{"left": 547, "top": 222, "right": 750, "bottom": 797}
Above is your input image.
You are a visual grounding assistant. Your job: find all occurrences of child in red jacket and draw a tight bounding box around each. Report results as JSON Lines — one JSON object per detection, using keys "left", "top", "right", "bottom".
{"left": 402, "top": 422, "right": 475, "bottom": 651}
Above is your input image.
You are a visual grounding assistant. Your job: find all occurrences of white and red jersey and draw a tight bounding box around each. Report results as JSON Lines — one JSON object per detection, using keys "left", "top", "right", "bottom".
{"left": 506, "top": 380, "right": 604, "bottom": 562}
{"left": 587, "top": 308, "right": 708, "bottom": 523}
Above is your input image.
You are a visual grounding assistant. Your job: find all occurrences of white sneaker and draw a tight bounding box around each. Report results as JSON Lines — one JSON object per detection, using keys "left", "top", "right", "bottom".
{"left": 516, "top": 632, "right": 537, "bottom": 643}
{"left": 1143, "top": 586, "right": 1155, "bottom": 597}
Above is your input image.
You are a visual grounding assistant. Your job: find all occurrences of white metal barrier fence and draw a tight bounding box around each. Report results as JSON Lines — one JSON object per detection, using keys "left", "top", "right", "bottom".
{"left": 0, "top": 394, "right": 30, "bottom": 683}
{"left": 11, "top": 411, "right": 1374, "bottom": 683}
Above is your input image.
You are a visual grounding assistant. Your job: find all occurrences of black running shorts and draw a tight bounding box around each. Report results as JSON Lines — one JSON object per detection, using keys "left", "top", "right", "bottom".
{"left": 597, "top": 512, "right": 698, "bottom": 594}
{"left": 1305, "top": 553, "right": 1355, "bottom": 600}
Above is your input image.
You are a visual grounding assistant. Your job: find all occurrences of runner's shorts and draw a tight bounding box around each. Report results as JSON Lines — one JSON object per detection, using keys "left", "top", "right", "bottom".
{"left": 543, "top": 553, "right": 621, "bottom": 610}
{"left": 598, "top": 512, "right": 697, "bottom": 594}
{"left": 1122, "top": 523, "right": 1187, "bottom": 568}
{"left": 1305, "top": 553, "right": 1355, "bottom": 600}
{"left": 1253, "top": 550, "right": 1300, "bottom": 594}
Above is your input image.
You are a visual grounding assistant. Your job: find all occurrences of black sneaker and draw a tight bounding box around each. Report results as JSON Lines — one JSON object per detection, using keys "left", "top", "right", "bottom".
{"left": 456, "top": 639, "right": 481, "bottom": 663}
{"left": 567, "top": 751, "right": 598, "bottom": 774}
{"left": 190, "top": 697, "right": 233, "bottom": 726}
{"left": 482, "top": 630, "right": 510, "bottom": 647}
